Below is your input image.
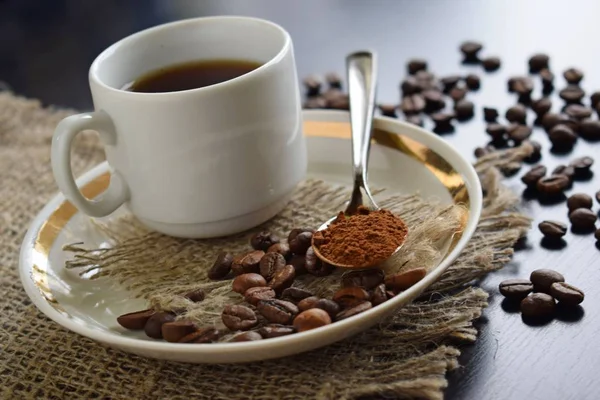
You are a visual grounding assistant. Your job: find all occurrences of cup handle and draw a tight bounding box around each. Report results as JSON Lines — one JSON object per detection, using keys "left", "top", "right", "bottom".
{"left": 51, "top": 110, "right": 129, "bottom": 217}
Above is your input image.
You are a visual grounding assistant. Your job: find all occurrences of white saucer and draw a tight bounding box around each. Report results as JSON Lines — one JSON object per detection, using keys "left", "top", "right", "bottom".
{"left": 20, "top": 110, "right": 482, "bottom": 363}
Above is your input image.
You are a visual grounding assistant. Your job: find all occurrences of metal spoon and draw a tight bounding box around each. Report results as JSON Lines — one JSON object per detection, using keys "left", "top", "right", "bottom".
{"left": 311, "top": 50, "right": 405, "bottom": 269}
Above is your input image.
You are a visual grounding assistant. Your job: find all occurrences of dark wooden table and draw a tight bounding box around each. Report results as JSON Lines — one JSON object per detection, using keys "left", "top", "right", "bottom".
{"left": 2, "top": 1, "right": 598, "bottom": 398}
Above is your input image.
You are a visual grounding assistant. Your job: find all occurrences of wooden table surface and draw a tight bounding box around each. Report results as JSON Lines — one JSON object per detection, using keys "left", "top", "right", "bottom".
{"left": 2, "top": 1, "right": 598, "bottom": 398}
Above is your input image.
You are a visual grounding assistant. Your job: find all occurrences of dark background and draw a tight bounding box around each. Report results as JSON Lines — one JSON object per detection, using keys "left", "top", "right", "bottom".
{"left": 2, "top": 1, "right": 599, "bottom": 399}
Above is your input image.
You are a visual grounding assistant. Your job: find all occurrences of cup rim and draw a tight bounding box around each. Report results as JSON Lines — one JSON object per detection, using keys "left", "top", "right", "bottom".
{"left": 89, "top": 16, "right": 292, "bottom": 97}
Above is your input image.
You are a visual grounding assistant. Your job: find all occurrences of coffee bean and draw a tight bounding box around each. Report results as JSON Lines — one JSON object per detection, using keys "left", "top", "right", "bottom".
{"left": 596, "top": 190, "right": 600, "bottom": 204}
{"left": 460, "top": 41, "right": 483, "bottom": 61}
{"left": 232, "top": 273, "right": 267, "bottom": 295}
{"left": 550, "top": 282, "right": 584, "bottom": 306}
{"left": 378, "top": 104, "right": 398, "bottom": 117}
{"left": 559, "top": 85, "right": 585, "bottom": 104}
{"left": 520, "top": 293, "right": 556, "bottom": 318}
{"left": 288, "top": 254, "right": 307, "bottom": 275}
{"left": 505, "top": 105, "right": 527, "bottom": 124}
{"left": 423, "top": 90, "right": 446, "bottom": 112}
{"left": 400, "top": 77, "right": 422, "bottom": 96}
{"left": 144, "top": 312, "right": 175, "bottom": 339}
{"left": 529, "top": 54, "right": 550, "bottom": 73}
{"left": 536, "top": 175, "right": 570, "bottom": 195}
{"left": 328, "top": 95, "right": 350, "bottom": 110}
{"left": 465, "top": 74, "right": 480, "bottom": 90}
{"left": 454, "top": 100, "right": 475, "bottom": 120}
{"left": 231, "top": 331, "right": 263, "bottom": 342}
{"left": 322, "top": 88, "right": 344, "bottom": 103}
{"left": 415, "top": 71, "right": 439, "bottom": 90}
{"left": 591, "top": 92, "right": 600, "bottom": 108}
{"left": 482, "top": 56, "right": 501, "bottom": 71}
{"left": 250, "top": 231, "right": 280, "bottom": 251}
{"left": 440, "top": 75, "right": 461, "bottom": 92}
{"left": 335, "top": 301, "right": 373, "bottom": 321}
{"left": 531, "top": 98, "right": 552, "bottom": 117}
{"left": 325, "top": 72, "right": 343, "bottom": 89}
{"left": 509, "top": 76, "right": 534, "bottom": 96}
{"left": 530, "top": 269, "right": 565, "bottom": 293}
{"left": 293, "top": 309, "right": 332, "bottom": 332}
{"left": 551, "top": 165, "right": 575, "bottom": 183}
{"left": 384, "top": 268, "right": 427, "bottom": 291}
{"left": 483, "top": 107, "right": 499, "bottom": 122}
{"left": 501, "top": 162, "right": 522, "bottom": 177}
{"left": 117, "top": 309, "right": 156, "bottom": 330}
{"left": 540, "top": 68, "right": 554, "bottom": 86}
{"left": 508, "top": 124, "right": 532, "bottom": 144}
{"left": 370, "top": 284, "right": 388, "bottom": 306}
{"left": 297, "top": 296, "right": 320, "bottom": 311}
{"left": 549, "top": 124, "right": 577, "bottom": 149}
{"left": 523, "top": 140, "right": 542, "bottom": 163}
{"left": 303, "top": 75, "right": 322, "bottom": 96}
{"left": 521, "top": 165, "right": 547, "bottom": 187}
{"left": 569, "top": 208, "right": 597, "bottom": 230}
{"left": 313, "top": 299, "right": 340, "bottom": 318}
{"left": 269, "top": 264, "right": 296, "bottom": 294}
{"left": 563, "top": 68, "right": 584, "bottom": 85}
{"left": 289, "top": 231, "right": 313, "bottom": 255}
{"left": 179, "top": 327, "right": 220, "bottom": 343}
{"left": 231, "top": 250, "right": 265, "bottom": 276}
{"left": 266, "top": 243, "right": 291, "bottom": 260}
{"left": 305, "top": 246, "right": 334, "bottom": 276}
{"left": 221, "top": 304, "right": 258, "bottom": 331}
{"left": 486, "top": 123, "right": 508, "bottom": 141}
{"left": 407, "top": 59, "right": 427, "bottom": 75}
{"left": 341, "top": 269, "right": 385, "bottom": 290}
{"left": 579, "top": 119, "right": 600, "bottom": 140}
{"left": 474, "top": 147, "right": 489, "bottom": 158}
{"left": 259, "top": 252, "right": 286, "bottom": 280}
{"left": 258, "top": 324, "right": 296, "bottom": 339}
{"left": 564, "top": 104, "right": 592, "bottom": 121}
{"left": 569, "top": 156, "right": 594, "bottom": 177}
{"left": 541, "top": 113, "right": 564, "bottom": 131}
{"left": 538, "top": 220, "right": 568, "bottom": 239}
{"left": 244, "top": 286, "right": 276, "bottom": 306}
{"left": 208, "top": 252, "right": 233, "bottom": 280}
{"left": 499, "top": 279, "right": 534, "bottom": 300}
{"left": 596, "top": 228, "right": 600, "bottom": 241}
{"left": 449, "top": 86, "right": 467, "bottom": 102}
{"left": 281, "top": 287, "right": 314, "bottom": 302}
{"left": 400, "top": 94, "right": 426, "bottom": 114}
{"left": 332, "top": 287, "right": 370, "bottom": 308}
{"left": 567, "top": 193, "right": 593, "bottom": 211}
{"left": 431, "top": 112, "right": 455, "bottom": 132}
{"left": 405, "top": 114, "right": 424, "bottom": 127}
{"left": 161, "top": 320, "right": 197, "bottom": 343}
{"left": 303, "top": 97, "right": 327, "bottom": 109}
{"left": 257, "top": 299, "right": 299, "bottom": 324}
{"left": 184, "top": 288, "right": 205, "bottom": 303}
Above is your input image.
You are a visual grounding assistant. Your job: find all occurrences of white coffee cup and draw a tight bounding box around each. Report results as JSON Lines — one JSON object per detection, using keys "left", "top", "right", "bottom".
{"left": 52, "top": 16, "right": 306, "bottom": 238}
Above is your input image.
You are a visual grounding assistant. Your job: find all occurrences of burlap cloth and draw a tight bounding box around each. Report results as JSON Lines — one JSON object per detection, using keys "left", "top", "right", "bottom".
{"left": 0, "top": 92, "right": 531, "bottom": 399}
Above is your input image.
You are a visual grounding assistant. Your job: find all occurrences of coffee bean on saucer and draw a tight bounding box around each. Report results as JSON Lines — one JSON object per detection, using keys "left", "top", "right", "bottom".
{"left": 341, "top": 269, "right": 385, "bottom": 290}
{"left": 521, "top": 293, "right": 556, "bottom": 318}
{"left": 569, "top": 208, "right": 597, "bottom": 230}
{"left": 384, "top": 268, "right": 427, "bottom": 291}
{"left": 405, "top": 114, "right": 424, "bottom": 127}
{"left": 563, "top": 68, "right": 584, "bottom": 85}
{"left": 184, "top": 288, "right": 205, "bottom": 303}
{"left": 293, "top": 308, "right": 332, "bottom": 332}
{"left": 407, "top": 59, "right": 428, "bottom": 75}
{"left": 483, "top": 107, "right": 499, "bottom": 122}
{"left": 258, "top": 324, "right": 296, "bottom": 339}
{"left": 325, "top": 72, "right": 343, "bottom": 89}
{"left": 579, "top": 120, "right": 600, "bottom": 140}
{"left": 482, "top": 56, "right": 501, "bottom": 71}
{"left": 162, "top": 320, "right": 197, "bottom": 343}
{"left": 537, "top": 175, "right": 570, "bottom": 195}
{"left": 332, "top": 287, "right": 370, "bottom": 308}
{"left": 303, "top": 97, "right": 327, "bottom": 109}
{"left": 303, "top": 75, "right": 322, "bottom": 96}
{"left": 221, "top": 304, "right": 258, "bottom": 331}
{"left": 208, "top": 252, "right": 233, "bottom": 280}
{"left": 531, "top": 98, "right": 552, "bottom": 117}
{"left": 559, "top": 85, "right": 585, "bottom": 103}
{"left": 549, "top": 124, "right": 577, "bottom": 149}
{"left": 179, "top": 327, "right": 220, "bottom": 343}
{"left": 269, "top": 264, "right": 296, "bottom": 294}
{"left": 231, "top": 331, "right": 263, "bottom": 342}
{"left": 232, "top": 273, "right": 267, "bottom": 294}
{"left": 486, "top": 123, "right": 507, "bottom": 141}
{"left": 521, "top": 165, "right": 547, "bottom": 187}
{"left": 506, "top": 105, "right": 527, "bottom": 124}
{"left": 144, "top": 312, "right": 176, "bottom": 339}
{"left": 499, "top": 279, "right": 534, "bottom": 300}
{"left": 378, "top": 104, "right": 398, "bottom": 117}
{"left": 431, "top": 112, "right": 455, "bottom": 132}
{"left": 508, "top": 124, "right": 532, "bottom": 144}
{"left": 465, "top": 74, "right": 480, "bottom": 90}
{"left": 460, "top": 41, "right": 483, "bottom": 61}
{"left": 401, "top": 77, "right": 422, "bottom": 96}
{"left": 117, "top": 309, "right": 156, "bottom": 330}
{"left": 523, "top": 140, "right": 542, "bottom": 163}
{"left": 569, "top": 156, "right": 594, "bottom": 177}
{"left": 400, "top": 94, "right": 426, "bottom": 114}
{"left": 441, "top": 75, "right": 461, "bottom": 92}
{"left": 257, "top": 299, "right": 299, "bottom": 325}
{"left": 250, "top": 231, "right": 280, "bottom": 251}
{"left": 335, "top": 301, "right": 373, "bottom": 321}
{"left": 313, "top": 299, "right": 340, "bottom": 318}
{"left": 549, "top": 282, "right": 584, "bottom": 306}
{"left": 371, "top": 284, "right": 389, "bottom": 306}
{"left": 259, "top": 252, "right": 286, "bottom": 280}
{"left": 266, "top": 243, "right": 291, "bottom": 260}
{"left": 567, "top": 193, "right": 593, "bottom": 211}
{"left": 297, "top": 296, "right": 320, "bottom": 311}
{"left": 244, "top": 286, "right": 276, "bottom": 306}
{"left": 288, "top": 231, "right": 313, "bottom": 255}
{"left": 423, "top": 90, "right": 446, "bottom": 112}
{"left": 564, "top": 104, "right": 592, "bottom": 120}
{"left": 449, "top": 86, "right": 467, "bottom": 102}
{"left": 538, "top": 220, "right": 568, "bottom": 239}
{"left": 529, "top": 53, "right": 550, "bottom": 73}
{"left": 530, "top": 269, "right": 565, "bottom": 294}
{"left": 305, "top": 246, "right": 334, "bottom": 276}
{"left": 231, "top": 250, "right": 265, "bottom": 276}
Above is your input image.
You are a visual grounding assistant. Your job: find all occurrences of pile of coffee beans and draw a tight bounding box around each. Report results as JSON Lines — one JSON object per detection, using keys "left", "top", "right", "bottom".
{"left": 117, "top": 229, "right": 428, "bottom": 343}
{"left": 499, "top": 269, "right": 584, "bottom": 320}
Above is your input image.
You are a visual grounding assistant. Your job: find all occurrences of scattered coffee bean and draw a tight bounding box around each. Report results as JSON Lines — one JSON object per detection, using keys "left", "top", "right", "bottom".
{"left": 266, "top": 242, "right": 291, "bottom": 260}
{"left": 328, "top": 95, "right": 350, "bottom": 110}
{"left": 528, "top": 54, "right": 550, "bottom": 73}
{"left": 567, "top": 193, "right": 593, "bottom": 211}
{"left": 486, "top": 123, "right": 508, "bottom": 141}
{"left": 536, "top": 175, "right": 570, "bottom": 195}
{"left": 508, "top": 124, "right": 532, "bottom": 144}
{"left": 596, "top": 190, "right": 600, "bottom": 204}
{"left": 305, "top": 246, "right": 334, "bottom": 276}
{"left": 509, "top": 76, "right": 534, "bottom": 96}
{"left": 289, "top": 231, "right": 313, "bottom": 255}
{"left": 314, "top": 298, "right": 341, "bottom": 318}
{"left": 179, "top": 327, "right": 220, "bottom": 343}
{"left": 530, "top": 269, "right": 565, "bottom": 293}
{"left": 400, "top": 77, "right": 422, "bottom": 96}
{"left": 579, "top": 119, "right": 600, "bottom": 140}
{"left": 569, "top": 208, "right": 598, "bottom": 231}
{"left": 431, "top": 112, "right": 455, "bottom": 132}
{"left": 144, "top": 312, "right": 175, "bottom": 339}
{"left": 259, "top": 252, "right": 286, "bottom": 280}
{"left": 499, "top": 279, "right": 534, "bottom": 300}
{"left": 257, "top": 299, "right": 299, "bottom": 325}
{"left": 384, "top": 268, "right": 427, "bottom": 291}
{"left": 474, "top": 147, "right": 489, "bottom": 158}
{"left": 549, "top": 124, "right": 577, "bottom": 149}
{"left": 423, "top": 90, "right": 446, "bottom": 112}
{"left": 523, "top": 140, "right": 542, "bottom": 163}
{"left": 538, "top": 220, "right": 568, "bottom": 239}
{"left": 591, "top": 91, "right": 600, "bottom": 108}
{"left": 244, "top": 286, "right": 276, "bottom": 306}
{"left": 378, "top": 104, "right": 398, "bottom": 117}
{"left": 595, "top": 228, "right": 600, "bottom": 241}
{"left": 293, "top": 308, "right": 332, "bottom": 332}
{"left": 482, "top": 56, "right": 501, "bottom": 71}
{"left": 563, "top": 68, "right": 584, "bottom": 85}
{"left": 520, "top": 293, "right": 556, "bottom": 318}
{"left": 258, "top": 324, "right": 296, "bottom": 338}
{"left": 268, "top": 264, "right": 296, "bottom": 294}
{"left": 332, "top": 287, "right": 370, "bottom": 308}
{"left": 449, "top": 86, "right": 467, "bottom": 102}
{"left": 540, "top": 69, "right": 555, "bottom": 93}
{"left": 505, "top": 105, "right": 527, "bottom": 124}
{"left": 465, "top": 74, "right": 480, "bottom": 90}
{"left": 564, "top": 104, "right": 592, "bottom": 120}
{"left": 569, "top": 156, "right": 594, "bottom": 177}
{"left": 500, "top": 162, "right": 522, "bottom": 177}
{"left": 454, "top": 99, "right": 475, "bottom": 120}
{"left": 483, "top": 107, "right": 499, "bottom": 123}
{"left": 550, "top": 282, "right": 584, "bottom": 306}
{"left": 325, "top": 72, "right": 342, "bottom": 89}
{"left": 303, "top": 97, "right": 327, "bottom": 109}
{"left": 541, "top": 112, "right": 564, "bottom": 131}
{"left": 551, "top": 165, "right": 575, "bottom": 183}
{"left": 531, "top": 98, "right": 552, "bottom": 117}
{"left": 559, "top": 85, "right": 585, "bottom": 103}
{"left": 161, "top": 320, "right": 197, "bottom": 343}
{"left": 297, "top": 296, "right": 320, "bottom": 311}
{"left": 460, "top": 41, "right": 483, "bottom": 61}
{"left": 117, "top": 309, "right": 156, "bottom": 330}
{"left": 250, "top": 231, "right": 280, "bottom": 251}
{"left": 232, "top": 273, "right": 267, "bottom": 295}
{"left": 405, "top": 114, "right": 424, "bottom": 127}
{"left": 322, "top": 88, "right": 344, "bottom": 103}
{"left": 184, "top": 288, "right": 205, "bottom": 303}
{"left": 221, "top": 304, "right": 258, "bottom": 331}
{"left": 336, "top": 301, "right": 373, "bottom": 321}
{"left": 521, "top": 165, "right": 547, "bottom": 187}
{"left": 400, "top": 94, "right": 426, "bottom": 114}
{"left": 281, "top": 287, "right": 314, "bottom": 302}
{"left": 407, "top": 59, "right": 427, "bottom": 75}
{"left": 208, "top": 252, "right": 233, "bottom": 280}
{"left": 440, "top": 75, "right": 461, "bottom": 92}
{"left": 231, "top": 250, "right": 264, "bottom": 275}
{"left": 232, "top": 331, "right": 263, "bottom": 342}
{"left": 341, "top": 269, "right": 385, "bottom": 290}
{"left": 371, "top": 284, "right": 389, "bottom": 306}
